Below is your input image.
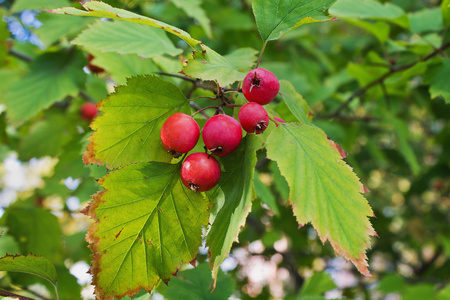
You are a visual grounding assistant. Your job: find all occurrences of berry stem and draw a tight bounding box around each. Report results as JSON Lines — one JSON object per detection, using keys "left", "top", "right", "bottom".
{"left": 222, "top": 88, "right": 242, "bottom": 93}
{"left": 191, "top": 106, "right": 220, "bottom": 117}
{"left": 189, "top": 96, "right": 218, "bottom": 101}
{"left": 225, "top": 104, "right": 243, "bottom": 108}
{"left": 255, "top": 41, "right": 268, "bottom": 69}
{"left": 269, "top": 116, "right": 281, "bottom": 126}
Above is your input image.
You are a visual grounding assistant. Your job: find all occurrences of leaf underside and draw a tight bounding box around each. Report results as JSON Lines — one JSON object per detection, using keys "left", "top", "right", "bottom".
{"left": 84, "top": 162, "right": 210, "bottom": 299}
{"left": 48, "top": 1, "right": 201, "bottom": 49}
{"left": 72, "top": 20, "right": 182, "bottom": 58}
{"left": 266, "top": 123, "right": 375, "bottom": 276}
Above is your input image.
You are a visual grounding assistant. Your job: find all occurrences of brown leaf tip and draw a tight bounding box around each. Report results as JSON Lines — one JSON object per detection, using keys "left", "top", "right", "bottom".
{"left": 327, "top": 137, "right": 348, "bottom": 159}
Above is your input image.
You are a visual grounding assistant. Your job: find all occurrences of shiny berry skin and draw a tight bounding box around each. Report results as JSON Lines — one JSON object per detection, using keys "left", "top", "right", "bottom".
{"left": 273, "top": 117, "right": 286, "bottom": 127}
{"left": 238, "top": 102, "right": 269, "bottom": 134}
{"left": 181, "top": 152, "right": 221, "bottom": 192}
{"left": 242, "top": 68, "right": 280, "bottom": 105}
{"left": 202, "top": 114, "right": 242, "bottom": 157}
{"left": 81, "top": 103, "right": 98, "bottom": 121}
{"left": 160, "top": 113, "right": 200, "bottom": 158}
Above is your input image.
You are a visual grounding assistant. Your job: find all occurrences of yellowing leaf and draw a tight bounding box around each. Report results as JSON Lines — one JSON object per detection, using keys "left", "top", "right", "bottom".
{"left": 84, "top": 75, "right": 190, "bottom": 169}
{"left": 84, "top": 162, "right": 210, "bottom": 299}
{"left": 266, "top": 123, "right": 375, "bottom": 276}
{"left": 48, "top": 1, "right": 201, "bottom": 49}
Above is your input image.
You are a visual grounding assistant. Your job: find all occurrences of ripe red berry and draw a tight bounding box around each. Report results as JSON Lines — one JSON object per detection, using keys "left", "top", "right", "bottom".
{"left": 202, "top": 114, "right": 242, "bottom": 157}
{"left": 86, "top": 54, "right": 104, "bottom": 74}
{"left": 160, "top": 113, "right": 200, "bottom": 157}
{"left": 242, "top": 68, "right": 280, "bottom": 105}
{"left": 273, "top": 117, "right": 286, "bottom": 127}
{"left": 238, "top": 102, "right": 269, "bottom": 134}
{"left": 81, "top": 103, "right": 98, "bottom": 121}
{"left": 181, "top": 152, "right": 221, "bottom": 192}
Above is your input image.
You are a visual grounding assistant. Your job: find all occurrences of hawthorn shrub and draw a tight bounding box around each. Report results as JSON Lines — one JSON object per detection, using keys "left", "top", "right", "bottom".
{"left": 0, "top": 1, "right": 449, "bottom": 300}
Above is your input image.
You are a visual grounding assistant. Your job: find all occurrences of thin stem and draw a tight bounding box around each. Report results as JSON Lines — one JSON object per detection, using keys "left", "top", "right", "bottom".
{"left": 156, "top": 72, "right": 197, "bottom": 83}
{"left": 79, "top": 90, "right": 97, "bottom": 103}
{"left": 191, "top": 106, "right": 219, "bottom": 117}
{"left": 189, "top": 96, "right": 218, "bottom": 101}
{"left": 319, "top": 41, "right": 450, "bottom": 119}
{"left": 8, "top": 49, "right": 33, "bottom": 62}
{"left": 225, "top": 104, "right": 243, "bottom": 108}
{"left": 255, "top": 41, "right": 268, "bottom": 69}
{"left": 222, "top": 88, "right": 242, "bottom": 93}
{"left": 54, "top": 284, "right": 60, "bottom": 300}
{"left": 0, "top": 289, "right": 36, "bottom": 300}
{"left": 268, "top": 115, "right": 281, "bottom": 126}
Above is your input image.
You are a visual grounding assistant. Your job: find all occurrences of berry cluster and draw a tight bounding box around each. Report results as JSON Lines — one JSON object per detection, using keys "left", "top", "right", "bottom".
{"left": 160, "top": 68, "right": 280, "bottom": 192}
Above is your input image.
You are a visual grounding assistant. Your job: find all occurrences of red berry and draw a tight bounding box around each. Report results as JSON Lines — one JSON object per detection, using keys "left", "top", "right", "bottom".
{"left": 238, "top": 102, "right": 269, "bottom": 134}
{"left": 160, "top": 113, "right": 200, "bottom": 157}
{"left": 86, "top": 54, "right": 104, "bottom": 74}
{"left": 81, "top": 103, "right": 98, "bottom": 121}
{"left": 181, "top": 152, "right": 221, "bottom": 192}
{"left": 242, "top": 68, "right": 280, "bottom": 105}
{"left": 273, "top": 117, "right": 285, "bottom": 127}
{"left": 202, "top": 114, "right": 242, "bottom": 157}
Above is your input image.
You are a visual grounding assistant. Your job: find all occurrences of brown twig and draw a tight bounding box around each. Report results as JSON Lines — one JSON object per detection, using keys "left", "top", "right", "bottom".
{"left": 191, "top": 105, "right": 219, "bottom": 117}
{"left": 8, "top": 49, "right": 33, "bottom": 63}
{"left": 0, "top": 289, "right": 36, "bottom": 300}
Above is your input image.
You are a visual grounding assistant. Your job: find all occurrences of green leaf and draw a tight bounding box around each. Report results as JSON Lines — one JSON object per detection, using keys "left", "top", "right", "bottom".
{"left": 3, "top": 50, "right": 86, "bottom": 122}
{"left": 408, "top": 8, "right": 443, "bottom": 34}
{"left": 11, "top": 0, "right": 70, "bottom": 12}
{"left": 265, "top": 124, "right": 375, "bottom": 276}
{"left": 19, "top": 114, "right": 75, "bottom": 160}
{"left": 378, "top": 274, "right": 406, "bottom": 294}
{"left": 437, "top": 285, "right": 450, "bottom": 300}
{"left": 279, "top": 80, "right": 311, "bottom": 125}
{"left": 254, "top": 173, "right": 280, "bottom": 215}
{"left": 224, "top": 48, "right": 259, "bottom": 73}
{"left": 0, "top": 254, "right": 57, "bottom": 287}
{"left": 161, "top": 264, "right": 234, "bottom": 300}
{"left": 49, "top": 1, "right": 201, "bottom": 49}
{"left": 87, "top": 50, "right": 159, "bottom": 85}
{"left": 206, "top": 135, "right": 262, "bottom": 285}
{"left": 169, "top": 0, "right": 212, "bottom": 38}
{"left": 403, "top": 284, "right": 436, "bottom": 300}
{"left": 183, "top": 45, "right": 246, "bottom": 86}
{"left": 84, "top": 161, "right": 209, "bottom": 299}
{"left": 443, "top": 0, "right": 450, "bottom": 27}
{"left": 252, "top": 0, "right": 338, "bottom": 42}
{"left": 342, "top": 19, "right": 390, "bottom": 43}
{"left": 387, "top": 114, "right": 420, "bottom": 176}
{"left": 0, "top": 229, "right": 20, "bottom": 256}
{"left": 84, "top": 75, "right": 190, "bottom": 169}
{"left": 1, "top": 206, "right": 62, "bottom": 259}
{"left": 299, "top": 272, "right": 337, "bottom": 297}
{"left": 73, "top": 20, "right": 182, "bottom": 58}
{"left": 329, "top": 0, "right": 408, "bottom": 28}
{"left": 0, "top": 11, "right": 8, "bottom": 67}
{"left": 35, "top": 12, "right": 95, "bottom": 47}
{"left": 424, "top": 60, "right": 450, "bottom": 103}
